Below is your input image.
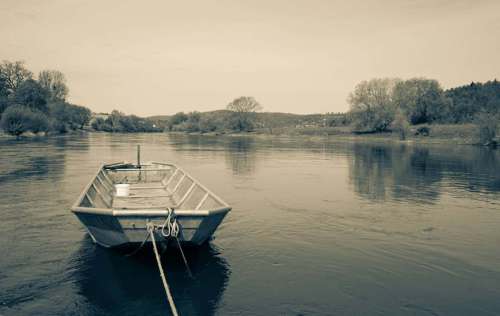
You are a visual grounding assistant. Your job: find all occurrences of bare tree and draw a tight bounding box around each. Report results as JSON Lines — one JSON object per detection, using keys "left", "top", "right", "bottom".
{"left": 0, "top": 60, "right": 33, "bottom": 94}
{"left": 226, "top": 96, "right": 262, "bottom": 131}
{"left": 348, "top": 78, "right": 400, "bottom": 132}
{"left": 38, "top": 70, "right": 69, "bottom": 101}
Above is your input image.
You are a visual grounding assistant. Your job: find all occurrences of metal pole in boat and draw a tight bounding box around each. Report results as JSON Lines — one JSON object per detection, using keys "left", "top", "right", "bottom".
{"left": 137, "top": 144, "right": 142, "bottom": 181}
{"left": 137, "top": 144, "right": 141, "bottom": 168}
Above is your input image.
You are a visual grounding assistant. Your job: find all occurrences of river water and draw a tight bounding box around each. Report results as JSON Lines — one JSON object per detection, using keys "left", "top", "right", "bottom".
{"left": 0, "top": 133, "right": 499, "bottom": 316}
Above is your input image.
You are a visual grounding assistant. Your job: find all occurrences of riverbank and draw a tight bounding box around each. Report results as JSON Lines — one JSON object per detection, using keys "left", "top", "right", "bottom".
{"left": 1, "top": 123, "right": 497, "bottom": 147}
{"left": 171, "top": 123, "right": 493, "bottom": 146}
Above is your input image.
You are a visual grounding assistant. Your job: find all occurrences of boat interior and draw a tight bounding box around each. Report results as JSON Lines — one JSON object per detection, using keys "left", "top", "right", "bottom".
{"left": 78, "top": 162, "right": 227, "bottom": 211}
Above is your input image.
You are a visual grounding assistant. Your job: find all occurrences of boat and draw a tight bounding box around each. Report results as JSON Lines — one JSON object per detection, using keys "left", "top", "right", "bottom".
{"left": 71, "top": 161, "right": 231, "bottom": 248}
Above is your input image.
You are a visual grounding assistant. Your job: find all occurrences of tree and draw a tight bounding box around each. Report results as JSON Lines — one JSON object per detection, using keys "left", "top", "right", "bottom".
{"left": 70, "top": 105, "right": 92, "bottom": 129}
{"left": 0, "top": 105, "right": 32, "bottom": 137}
{"left": 15, "top": 79, "right": 49, "bottom": 113}
{"left": 348, "top": 78, "right": 400, "bottom": 132}
{"left": 0, "top": 60, "right": 33, "bottom": 95}
{"left": 167, "top": 112, "right": 188, "bottom": 130}
{"left": 49, "top": 101, "right": 90, "bottom": 131}
{"left": 0, "top": 96, "right": 8, "bottom": 115}
{"left": 226, "top": 96, "right": 262, "bottom": 131}
{"left": 475, "top": 110, "right": 499, "bottom": 146}
{"left": 199, "top": 113, "right": 221, "bottom": 133}
{"left": 393, "top": 78, "right": 450, "bottom": 125}
{"left": 445, "top": 80, "right": 500, "bottom": 123}
{"left": 0, "top": 75, "right": 8, "bottom": 114}
{"left": 106, "top": 110, "right": 124, "bottom": 132}
{"left": 91, "top": 117, "right": 112, "bottom": 132}
{"left": 38, "top": 70, "right": 69, "bottom": 101}
{"left": 391, "top": 109, "right": 410, "bottom": 140}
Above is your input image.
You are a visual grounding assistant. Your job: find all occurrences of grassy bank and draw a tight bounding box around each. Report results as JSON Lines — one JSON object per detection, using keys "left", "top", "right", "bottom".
{"left": 174, "top": 123, "right": 490, "bottom": 146}
{"left": 1, "top": 121, "right": 494, "bottom": 147}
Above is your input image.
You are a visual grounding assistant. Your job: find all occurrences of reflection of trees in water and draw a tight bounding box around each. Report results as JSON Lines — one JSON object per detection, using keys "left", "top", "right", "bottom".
{"left": 391, "top": 147, "right": 442, "bottom": 202}
{"left": 166, "top": 134, "right": 219, "bottom": 152}
{"left": 165, "top": 134, "right": 258, "bottom": 175}
{"left": 0, "top": 137, "right": 70, "bottom": 184}
{"left": 224, "top": 137, "right": 257, "bottom": 175}
{"left": 349, "top": 144, "right": 442, "bottom": 203}
{"left": 0, "top": 134, "right": 92, "bottom": 184}
{"left": 0, "top": 156, "right": 54, "bottom": 184}
{"left": 69, "top": 238, "right": 230, "bottom": 316}
{"left": 441, "top": 147, "right": 500, "bottom": 193}
{"left": 349, "top": 143, "right": 500, "bottom": 203}
{"left": 350, "top": 145, "right": 392, "bottom": 201}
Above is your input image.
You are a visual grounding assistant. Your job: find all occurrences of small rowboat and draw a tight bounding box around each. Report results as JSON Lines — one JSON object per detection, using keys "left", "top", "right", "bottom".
{"left": 71, "top": 161, "right": 231, "bottom": 248}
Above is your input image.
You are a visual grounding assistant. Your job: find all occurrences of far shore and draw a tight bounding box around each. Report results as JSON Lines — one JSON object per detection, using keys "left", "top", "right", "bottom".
{"left": 2, "top": 123, "right": 496, "bottom": 147}
{"left": 165, "top": 123, "right": 495, "bottom": 146}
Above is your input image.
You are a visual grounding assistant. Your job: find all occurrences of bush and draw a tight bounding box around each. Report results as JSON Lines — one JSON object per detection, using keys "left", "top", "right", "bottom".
{"left": 0, "top": 105, "right": 33, "bottom": 137}
{"left": 352, "top": 106, "right": 394, "bottom": 132}
{"left": 415, "top": 126, "right": 430, "bottom": 136}
{"left": 29, "top": 111, "right": 50, "bottom": 134}
{"left": 51, "top": 119, "right": 68, "bottom": 133}
{"left": 199, "top": 115, "right": 218, "bottom": 132}
{"left": 391, "top": 110, "right": 410, "bottom": 140}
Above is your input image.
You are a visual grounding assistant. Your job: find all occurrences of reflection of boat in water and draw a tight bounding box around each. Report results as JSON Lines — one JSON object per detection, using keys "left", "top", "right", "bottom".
{"left": 70, "top": 236, "right": 230, "bottom": 315}
{"left": 71, "top": 161, "right": 231, "bottom": 248}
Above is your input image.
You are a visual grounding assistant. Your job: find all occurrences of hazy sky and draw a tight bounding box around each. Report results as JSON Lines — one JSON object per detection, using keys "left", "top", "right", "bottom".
{"left": 1, "top": 0, "right": 499, "bottom": 116}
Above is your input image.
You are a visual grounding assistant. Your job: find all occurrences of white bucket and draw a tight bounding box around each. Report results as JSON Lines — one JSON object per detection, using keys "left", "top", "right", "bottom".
{"left": 115, "top": 184, "right": 130, "bottom": 197}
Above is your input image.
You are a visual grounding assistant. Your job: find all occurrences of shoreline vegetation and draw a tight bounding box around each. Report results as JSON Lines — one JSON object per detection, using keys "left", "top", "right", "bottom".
{"left": 0, "top": 60, "right": 498, "bottom": 147}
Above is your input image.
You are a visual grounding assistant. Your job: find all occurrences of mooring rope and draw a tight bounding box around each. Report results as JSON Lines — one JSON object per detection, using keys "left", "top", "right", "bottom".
{"left": 125, "top": 231, "right": 150, "bottom": 257}
{"left": 148, "top": 223, "right": 179, "bottom": 316}
{"left": 175, "top": 237, "right": 193, "bottom": 279}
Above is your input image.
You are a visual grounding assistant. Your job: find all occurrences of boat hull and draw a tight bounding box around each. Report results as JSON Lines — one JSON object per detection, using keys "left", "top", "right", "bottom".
{"left": 71, "top": 162, "right": 231, "bottom": 249}
{"left": 74, "top": 210, "right": 229, "bottom": 248}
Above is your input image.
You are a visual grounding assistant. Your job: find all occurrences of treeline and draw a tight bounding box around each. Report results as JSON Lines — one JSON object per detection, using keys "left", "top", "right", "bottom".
{"left": 164, "top": 111, "right": 226, "bottom": 133}
{"left": 0, "top": 60, "right": 92, "bottom": 137}
{"left": 3, "top": 60, "right": 497, "bottom": 143}
{"left": 156, "top": 97, "right": 350, "bottom": 134}
{"left": 91, "top": 110, "right": 160, "bottom": 133}
{"left": 158, "top": 96, "right": 263, "bottom": 133}
{"left": 348, "top": 78, "right": 500, "bottom": 143}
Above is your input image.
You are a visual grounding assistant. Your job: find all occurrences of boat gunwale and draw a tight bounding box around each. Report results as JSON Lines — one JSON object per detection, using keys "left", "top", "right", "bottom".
{"left": 70, "top": 161, "right": 231, "bottom": 217}
{"left": 71, "top": 206, "right": 231, "bottom": 217}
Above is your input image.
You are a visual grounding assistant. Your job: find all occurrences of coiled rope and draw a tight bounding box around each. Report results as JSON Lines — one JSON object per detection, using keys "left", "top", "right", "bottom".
{"left": 148, "top": 222, "right": 179, "bottom": 316}
{"left": 160, "top": 207, "right": 179, "bottom": 238}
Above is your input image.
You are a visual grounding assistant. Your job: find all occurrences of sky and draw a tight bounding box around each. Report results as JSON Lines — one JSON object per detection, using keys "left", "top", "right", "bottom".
{"left": 1, "top": 0, "right": 499, "bottom": 116}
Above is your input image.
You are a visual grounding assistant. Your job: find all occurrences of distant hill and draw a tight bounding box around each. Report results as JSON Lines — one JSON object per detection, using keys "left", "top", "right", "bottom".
{"left": 148, "top": 110, "right": 347, "bottom": 129}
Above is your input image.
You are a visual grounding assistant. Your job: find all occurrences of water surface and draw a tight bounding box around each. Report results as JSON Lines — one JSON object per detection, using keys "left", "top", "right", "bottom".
{"left": 1, "top": 133, "right": 499, "bottom": 315}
